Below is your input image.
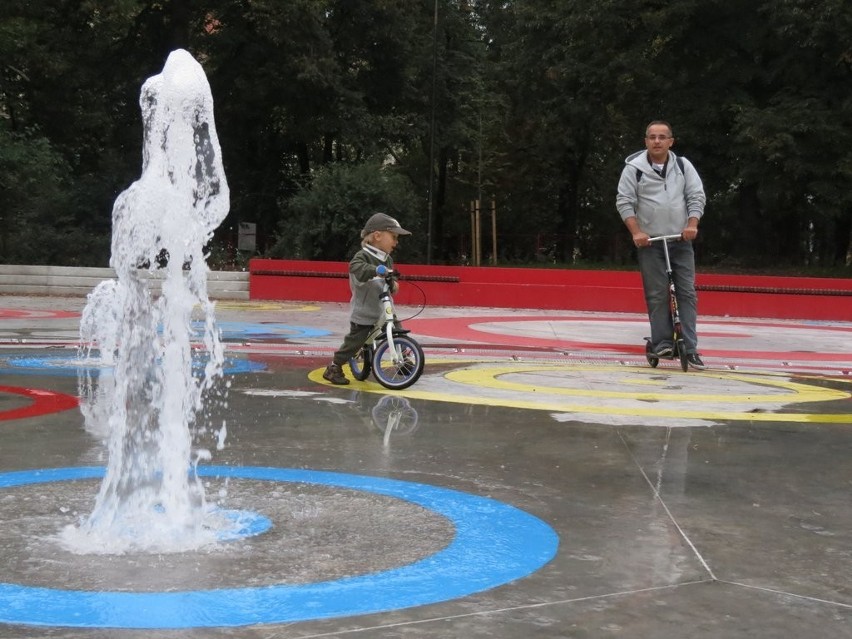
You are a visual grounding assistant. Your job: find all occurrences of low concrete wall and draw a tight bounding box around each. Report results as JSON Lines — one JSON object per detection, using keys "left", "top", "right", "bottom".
{"left": 250, "top": 258, "right": 852, "bottom": 321}
{"left": 0, "top": 265, "right": 249, "bottom": 300}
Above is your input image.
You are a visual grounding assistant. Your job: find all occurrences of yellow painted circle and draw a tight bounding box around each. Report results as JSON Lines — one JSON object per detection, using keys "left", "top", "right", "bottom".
{"left": 216, "top": 302, "right": 320, "bottom": 312}
{"left": 446, "top": 365, "right": 848, "bottom": 404}
{"left": 309, "top": 363, "right": 852, "bottom": 424}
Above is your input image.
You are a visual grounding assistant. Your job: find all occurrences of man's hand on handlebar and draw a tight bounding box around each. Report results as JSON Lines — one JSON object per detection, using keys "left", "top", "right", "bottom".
{"left": 632, "top": 231, "right": 651, "bottom": 248}
{"left": 681, "top": 226, "right": 698, "bottom": 242}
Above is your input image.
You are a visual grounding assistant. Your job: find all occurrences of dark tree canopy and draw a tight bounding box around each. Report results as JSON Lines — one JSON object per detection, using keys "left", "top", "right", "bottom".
{"left": 1, "top": 0, "right": 849, "bottom": 272}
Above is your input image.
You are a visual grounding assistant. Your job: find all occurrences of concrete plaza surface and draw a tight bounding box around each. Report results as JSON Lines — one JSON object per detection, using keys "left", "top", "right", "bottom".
{"left": 1, "top": 294, "right": 851, "bottom": 638}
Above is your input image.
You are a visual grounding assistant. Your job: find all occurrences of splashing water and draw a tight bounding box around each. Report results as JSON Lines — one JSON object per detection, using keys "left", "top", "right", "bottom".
{"left": 64, "top": 50, "right": 232, "bottom": 554}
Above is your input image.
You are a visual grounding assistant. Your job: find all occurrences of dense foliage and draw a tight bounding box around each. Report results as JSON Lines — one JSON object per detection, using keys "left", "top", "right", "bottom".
{"left": 1, "top": 0, "right": 850, "bottom": 272}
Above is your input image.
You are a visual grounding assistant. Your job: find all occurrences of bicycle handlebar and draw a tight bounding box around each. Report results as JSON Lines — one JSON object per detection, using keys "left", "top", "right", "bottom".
{"left": 374, "top": 270, "right": 400, "bottom": 293}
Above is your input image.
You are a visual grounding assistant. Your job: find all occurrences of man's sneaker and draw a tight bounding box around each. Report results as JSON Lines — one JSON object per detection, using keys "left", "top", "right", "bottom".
{"left": 654, "top": 343, "right": 674, "bottom": 358}
{"left": 323, "top": 363, "right": 350, "bottom": 385}
{"left": 687, "top": 353, "right": 706, "bottom": 370}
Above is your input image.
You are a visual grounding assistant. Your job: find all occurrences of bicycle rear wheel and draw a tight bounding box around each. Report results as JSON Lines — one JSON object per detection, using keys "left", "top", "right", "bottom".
{"left": 348, "top": 345, "right": 372, "bottom": 381}
{"left": 371, "top": 335, "right": 425, "bottom": 390}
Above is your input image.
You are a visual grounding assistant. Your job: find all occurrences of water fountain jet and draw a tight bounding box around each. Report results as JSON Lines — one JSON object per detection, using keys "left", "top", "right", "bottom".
{"left": 64, "top": 49, "right": 237, "bottom": 554}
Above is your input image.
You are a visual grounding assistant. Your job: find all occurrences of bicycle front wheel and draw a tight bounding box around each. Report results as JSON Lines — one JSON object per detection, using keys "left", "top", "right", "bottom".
{"left": 371, "top": 335, "right": 425, "bottom": 390}
{"left": 371, "top": 395, "right": 420, "bottom": 437}
{"left": 348, "top": 345, "right": 372, "bottom": 381}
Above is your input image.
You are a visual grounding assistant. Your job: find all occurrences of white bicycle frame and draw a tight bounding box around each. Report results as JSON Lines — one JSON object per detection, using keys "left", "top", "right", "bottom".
{"left": 371, "top": 274, "right": 403, "bottom": 365}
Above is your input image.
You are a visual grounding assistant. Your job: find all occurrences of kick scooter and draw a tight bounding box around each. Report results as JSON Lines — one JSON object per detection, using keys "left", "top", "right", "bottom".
{"left": 644, "top": 234, "right": 690, "bottom": 372}
{"left": 348, "top": 268, "right": 425, "bottom": 390}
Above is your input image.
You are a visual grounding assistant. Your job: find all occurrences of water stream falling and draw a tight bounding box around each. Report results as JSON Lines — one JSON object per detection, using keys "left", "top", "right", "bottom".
{"left": 63, "top": 49, "right": 234, "bottom": 554}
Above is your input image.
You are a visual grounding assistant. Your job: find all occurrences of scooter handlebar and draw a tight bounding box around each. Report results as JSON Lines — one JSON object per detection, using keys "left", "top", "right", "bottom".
{"left": 647, "top": 234, "right": 683, "bottom": 243}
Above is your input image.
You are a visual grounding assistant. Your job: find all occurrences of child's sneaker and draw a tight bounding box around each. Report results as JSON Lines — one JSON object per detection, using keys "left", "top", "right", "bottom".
{"left": 323, "top": 363, "right": 350, "bottom": 385}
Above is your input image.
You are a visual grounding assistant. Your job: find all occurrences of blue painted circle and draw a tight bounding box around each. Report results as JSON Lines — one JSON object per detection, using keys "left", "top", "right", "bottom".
{"left": 214, "top": 509, "right": 272, "bottom": 541}
{"left": 0, "top": 354, "right": 265, "bottom": 377}
{"left": 0, "top": 466, "right": 559, "bottom": 629}
{"left": 194, "top": 320, "right": 330, "bottom": 341}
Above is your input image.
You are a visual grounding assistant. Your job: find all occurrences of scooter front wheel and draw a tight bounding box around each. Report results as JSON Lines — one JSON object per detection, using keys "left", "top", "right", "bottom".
{"left": 372, "top": 335, "right": 425, "bottom": 390}
{"left": 676, "top": 338, "right": 689, "bottom": 372}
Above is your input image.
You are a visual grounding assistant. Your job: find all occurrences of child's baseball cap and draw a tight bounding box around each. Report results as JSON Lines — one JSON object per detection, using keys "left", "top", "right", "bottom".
{"left": 361, "top": 212, "right": 411, "bottom": 238}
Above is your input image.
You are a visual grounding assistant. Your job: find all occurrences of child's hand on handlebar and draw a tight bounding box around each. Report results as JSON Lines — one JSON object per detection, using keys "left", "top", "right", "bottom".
{"left": 376, "top": 264, "right": 398, "bottom": 292}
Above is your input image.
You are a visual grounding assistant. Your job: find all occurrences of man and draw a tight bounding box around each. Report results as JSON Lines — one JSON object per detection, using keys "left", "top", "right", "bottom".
{"left": 616, "top": 120, "right": 707, "bottom": 369}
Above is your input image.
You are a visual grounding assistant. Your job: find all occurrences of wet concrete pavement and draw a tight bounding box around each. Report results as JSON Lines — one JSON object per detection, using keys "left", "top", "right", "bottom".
{"left": 1, "top": 294, "right": 851, "bottom": 638}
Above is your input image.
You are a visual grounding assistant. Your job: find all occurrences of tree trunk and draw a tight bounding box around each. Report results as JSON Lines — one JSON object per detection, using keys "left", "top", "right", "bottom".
{"left": 296, "top": 141, "right": 310, "bottom": 175}
{"left": 323, "top": 135, "right": 334, "bottom": 164}
{"left": 556, "top": 179, "right": 577, "bottom": 263}
{"left": 434, "top": 146, "right": 449, "bottom": 261}
{"left": 834, "top": 209, "right": 851, "bottom": 267}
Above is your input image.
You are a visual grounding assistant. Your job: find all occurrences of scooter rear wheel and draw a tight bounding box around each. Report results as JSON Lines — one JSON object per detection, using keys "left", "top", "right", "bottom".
{"left": 645, "top": 340, "right": 659, "bottom": 368}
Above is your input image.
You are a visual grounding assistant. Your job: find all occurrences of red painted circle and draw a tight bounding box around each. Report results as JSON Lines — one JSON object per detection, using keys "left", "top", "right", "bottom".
{"left": 406, "top": 316, "right": 852, "bottom": 362}
{"left": 0, "top": 309, "right": 78, "bottom": 320}
{"left": 0, "top": 385, "right": 79, "bottom": 421}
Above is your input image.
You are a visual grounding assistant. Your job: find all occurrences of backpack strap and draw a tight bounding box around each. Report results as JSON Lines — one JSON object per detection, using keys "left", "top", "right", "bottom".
{"left": 636, "top": 156, "right": 685, "bottom": 183}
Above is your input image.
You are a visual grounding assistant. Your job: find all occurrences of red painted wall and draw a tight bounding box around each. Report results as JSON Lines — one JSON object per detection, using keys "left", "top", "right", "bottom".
{"left": 249, "top": 258, "right": 852, "bottom": 321}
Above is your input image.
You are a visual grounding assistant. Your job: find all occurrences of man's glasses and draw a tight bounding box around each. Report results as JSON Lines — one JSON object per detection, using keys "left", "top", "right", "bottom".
{"left": 645, "top": 135, "right": 672, "bottom": 141}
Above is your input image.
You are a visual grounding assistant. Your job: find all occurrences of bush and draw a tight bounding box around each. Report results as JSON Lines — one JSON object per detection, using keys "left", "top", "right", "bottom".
{"left": 268, "top": 162, "right": 423, "bottom": 262}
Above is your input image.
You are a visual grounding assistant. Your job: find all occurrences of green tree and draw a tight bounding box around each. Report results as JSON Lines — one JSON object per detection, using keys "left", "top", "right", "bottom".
{"left": 199, "top": 0, "right": 435, "bottom": 254}
{"left": 1, "top": 0, "right": 849, "bottom": 271}
{"left": 621, "top": 0, "right": 852, "bottom": 268}
{"left": 269, "top": 162, "right": 421, "bottom": 261}
{"left": 479, "top": 0, "right": 651, "bottom": 263}
{"left": 0, "top": 0, "right": 155, "bottom": 265}
{"left": 0, "top": 129, "right": 102, "bottom": 264}
{"left": 727, "top": 0, "right": 852, "bottom": 267}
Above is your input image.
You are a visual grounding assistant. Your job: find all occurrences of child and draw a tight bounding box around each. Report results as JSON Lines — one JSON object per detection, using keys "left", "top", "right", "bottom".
{"left": 323, "top": 212, "right": 411, "bottom": 385}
